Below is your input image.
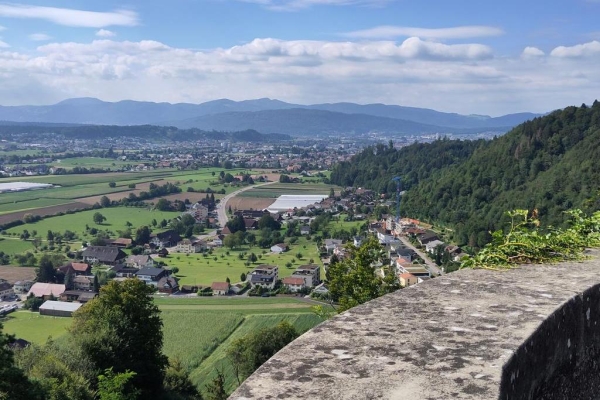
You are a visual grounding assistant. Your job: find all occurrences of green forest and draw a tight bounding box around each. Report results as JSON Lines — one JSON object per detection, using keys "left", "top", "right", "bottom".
{"left": 331, "top": 101, "right": 600, "bottom": 246}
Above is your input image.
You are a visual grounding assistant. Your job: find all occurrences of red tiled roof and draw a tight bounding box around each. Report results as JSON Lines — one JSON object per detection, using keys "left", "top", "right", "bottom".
{"left": 283, "top": 277, "right": 305, "bottom": 286}
{"left": 71, "top": 262, "right": 90, "bottom": 272}
{"left": 399, "top": 273, "right": 416, "bottom": 280}
{"left": 211, "top": 282, "right": 230, "bottom": 291}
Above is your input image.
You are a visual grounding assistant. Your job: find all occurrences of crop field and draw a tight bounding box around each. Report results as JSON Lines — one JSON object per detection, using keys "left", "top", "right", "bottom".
{"left": 51, "top": 157, "right": 133, "bottom": 170}
{"left": 1, "top": 311, "right": 72, "bottom": 343}
{"left": 161, "top": 311, "right": 244, "bottom": 370}
{"left": 0, "top": 198, "right": 75, "bottom": 214}
{"left": 0, "top": 266, "right": 35, "bottom": 283}
{"left": 5, "top": 207, "right": 180, "bottom": 238}
{"left": 167, "top": 236, "right": 321, "bottom": 286}
{"left": 188, "top": 313, "right": 322, "bottom": 392}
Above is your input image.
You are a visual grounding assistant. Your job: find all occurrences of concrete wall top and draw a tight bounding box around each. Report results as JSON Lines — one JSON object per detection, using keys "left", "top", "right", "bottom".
{"left": 231, "top": 250, "right": 600, "bottom": 400}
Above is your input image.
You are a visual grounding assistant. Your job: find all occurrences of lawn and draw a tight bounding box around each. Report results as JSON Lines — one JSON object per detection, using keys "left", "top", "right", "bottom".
{"left": 1, "top": 311, "right": 72, "bottom": 343}
{"left": 168, "top": 237, "right": 321, "bottom": 286}
{"left": 5, "top": 206, "right": 180, "bottom": 238}
{"left": 0, "top": 237, "right": 34, "bottom": 255}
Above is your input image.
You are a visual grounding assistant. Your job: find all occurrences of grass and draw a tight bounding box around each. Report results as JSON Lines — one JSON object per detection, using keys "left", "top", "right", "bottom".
{"left": 168, "top": 237, "right": 321, "bottom": 286}
{"left": 5, "top": 207, "right": 180, "bottom": 238}
{"left": 161, "top": 311, "right": 244, "bottom": 370}
{"left": 0, "top": 237, "right": 34, "bottom": 255}
{"left": 0, "top": 198, "right": 75, "bottom": 214}
{"left": 1, "top": 311, "right": 72, "bottom": 343}
{"left": 188, "top": 313, "right": 322, "bottom": 393}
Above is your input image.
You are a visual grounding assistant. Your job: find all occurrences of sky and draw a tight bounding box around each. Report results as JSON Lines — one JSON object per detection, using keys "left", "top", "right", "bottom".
{"left": 0, "top": 1, "right": 599, "bottom": 115}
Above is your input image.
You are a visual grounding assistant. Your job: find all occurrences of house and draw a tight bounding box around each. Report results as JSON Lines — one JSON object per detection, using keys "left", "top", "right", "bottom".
{"left": 211, "top": 238, "right": 223, "bottom": 247}
{"left": 244, "top": 219, "right": 258, "bottom": 230}
{"left": 324, "top": 239, "right": 343, "bottom": 255}
{"left": 73, "top": 275, "right": 95, "bottom": 291}
{"left": 110, "top": 264, "right": 139, "bottom": 278}
{"left": 136, "top": 267, "right": 169, "bottom": 287}
{"left": 58, "top": 262, "right": 91, "bottom": 276}
{"left": 13, "top": 280, "right": 34, "bottom": 294}
{"left": 300, "top": 226, "right": 310, "bottom": 235}
{"left": 188, "top": 203, "right": 208, "bottom": 221}
{"left": 292, "top": 264, "right": 321, "bottom": 287}
{"left": 399, "top": 273, "right": 418, "bottom": 288}
{"left": 150, "top": 230, "right": 182, "bottom": 248}
{"left": 82, "top": 246, "right": 127, "bottom": 266}
{"left": 376, "top": 228, "right": 395, "bottom": 244}
{"left": 396, "top": 264, "right": 431, "bottom": 278}
{"left": 109, "top": 238, "right": 133, "bottom": 248}
{"left": 0, "top": 281, "right": 14, "bottom": 300}
{"left": 425, "top": 240, "right": 446, "bottom": 253}
{"left": 125, "top": 255, "right": 154, "bottom": 269}
{"left": 157, "top": 276, "right": 179, "bottom": 294}
{"left": 220, "top": 226, "right": 232, "bottom": 235}
{"left": 270, "top": 243, "right": 288, "bottom": 254}
{"left": 313, "top": 283, "right": 329, "bottom": 295}
{"left": 60, "top": 290, "right": 98, "bottom": 303}
{"left": 211, "top": 282, "right": 230, "bottom": 295}
{"left": 249, "top": 265, "right": 279, "bottom": 289}
{"left": 175, "top": 239, "right": 206, "bottom": 254}
{"left": 39, "top": 300, "right": 82, "bottom": 317}
{"left": 282, "top": 277, "right": 305, "bottom": 292}
{"left": 353, "top": 236, "right": 363, "bottom": 247}
{"left": 417, "top": 231, "right": 440, "bottom": 246}
{"left": 27, "top": 283, "right": 66, "bottom": 299}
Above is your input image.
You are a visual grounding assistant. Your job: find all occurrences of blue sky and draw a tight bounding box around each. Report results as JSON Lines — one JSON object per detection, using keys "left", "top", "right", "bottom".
{"left": 0, "top": 0, "right": 599, "bottom": 115}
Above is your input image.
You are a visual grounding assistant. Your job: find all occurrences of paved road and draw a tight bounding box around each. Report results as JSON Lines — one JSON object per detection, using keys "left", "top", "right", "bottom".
{"left": 397, "top": 236, "right": 443, "bottom": 276}
{"left": 215, "top": 181, "right": 277, "bottom": 227}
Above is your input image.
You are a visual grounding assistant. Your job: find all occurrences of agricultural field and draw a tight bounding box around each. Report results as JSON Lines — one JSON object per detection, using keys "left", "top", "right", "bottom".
{"left": 50, "top": 157, "right": 133, "bottom": 170}
{"left": 0, "top": 237, "right": 34, "bottom": 255}
{"left": 0, "top": 311, "right": 72, "bottom": 343}
{"left": 5, "top": 207, "right": 180, "bottom": 239}
{"left": 0, "top": 265, "right": 36, "bottom": 283}
{"left": 167, "top": 236, "right": 321, "bottom": 286}
{"left": 238, "top": 182, "right": 338, "bottom": 199}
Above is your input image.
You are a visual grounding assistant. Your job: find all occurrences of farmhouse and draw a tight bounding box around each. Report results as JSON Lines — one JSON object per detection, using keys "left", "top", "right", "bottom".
{"left": 0, "top": 281, "right": 14, "bottom": 300}
{"left": 125, "top": 255, "right": 154, "bottom": 269}
{"left": 60, "top": 290, "right": 98, "bottom": 303}
{"left": 150, "top": 230, "right": 182, "bottom": 248}
{"left": 13, "top": 280, "right": 34, "bottom": 294}
{"left": 27, "top": 283, "right": 65, "bottom": 299}
{"left": 157, "top": 276, "right": 179, "bottom": 294}
{"left": 136, "top": 267, "right": 169, "bottom": 287}
{"left": 82, "top": 246, "right": 126, "bottom": 266}
{"left": 175, "top": 239, "right": 206, "bottom": 254}
{"left": 211, "top": 282, "right": 230, "bottom": 295}
{"left": 109, "top": 238, "right": 133, "bottom": 248}
{"left": 58, "top": 262, "right": 91, "bottom": 276}
{"left": 282, "top": 277, "right": 305, "bottom": 292}
{"left": 270, "top": 243, "right": 288, "bottom": 254}
{"left": 39, "top": 300, "right": 82, "bottom": 317}
{"left": 73, "top": 275, "right": 95, "bottom": 291}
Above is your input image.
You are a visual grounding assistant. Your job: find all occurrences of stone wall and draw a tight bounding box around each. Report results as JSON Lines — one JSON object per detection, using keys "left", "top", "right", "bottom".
{"left": 231, "top": 250, "right": 600, "bottom": 399}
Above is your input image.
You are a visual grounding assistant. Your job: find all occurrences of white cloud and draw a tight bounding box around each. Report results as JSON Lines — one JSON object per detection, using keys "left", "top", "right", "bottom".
{"left": 0, "top": 39, "right": 9, "bottom": 48}
{"left": 522, "top": 46, "right": 545, "bottom": 57}
{"left": 29, "top": 33, "right": 52, "bottom": 41}
{"left": 96, "top": 29, "right": 116, "bottom": 37}
{"left": 0, "top": 25, "right": 6, "bottom": 31}
{"left": 0, "top": 37, "right": 598, "bottom": 115}
{"left": 550, "top": 40, "right": 600, "bottom": 57}
{"left": 0, "top": 4, "right": 138, "bottom": 28}
{"left": 344, "top": 25, "right": 504, "bottom": 40}
{"left": 239, "top": 0, "right": 389, "bottom": 11}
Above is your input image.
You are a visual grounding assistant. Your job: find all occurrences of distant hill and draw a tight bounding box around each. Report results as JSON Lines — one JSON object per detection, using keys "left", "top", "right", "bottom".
{"left": 0, "top": 98, "right": 540, "bottom": 136}
{"left": 331, "top": 101, "right": 600, "bottom": 246}
{"left": 168, "top": 108, "right": 458, "bottom": 136}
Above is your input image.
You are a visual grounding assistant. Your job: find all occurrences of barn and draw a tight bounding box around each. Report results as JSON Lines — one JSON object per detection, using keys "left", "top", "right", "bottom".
{"left": 39, "top": 300, "right": 82, "bottom": 317}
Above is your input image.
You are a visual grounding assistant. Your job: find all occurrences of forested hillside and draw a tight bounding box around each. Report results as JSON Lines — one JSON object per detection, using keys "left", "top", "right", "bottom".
{"left": 331, "top": 101, "right": 600, "bottom": 247}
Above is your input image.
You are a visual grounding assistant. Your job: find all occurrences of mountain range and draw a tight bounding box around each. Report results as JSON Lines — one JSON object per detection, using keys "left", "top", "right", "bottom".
{"left": 0, "top": 97, "right": 542, "bottom": 136}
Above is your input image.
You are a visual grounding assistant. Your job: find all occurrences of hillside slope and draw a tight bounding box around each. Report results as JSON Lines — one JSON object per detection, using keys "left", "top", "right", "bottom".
{"left": 331, "top": 101, "right": 600, "bottom": 246}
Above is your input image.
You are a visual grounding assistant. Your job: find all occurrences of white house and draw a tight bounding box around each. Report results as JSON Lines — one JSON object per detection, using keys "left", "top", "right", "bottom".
{"left": 175, "top": 239, "right": 207, "bottom": 254}
{"left": 125, "top": 255, "right": 154, "bottom": 269}
{"left": 282, "top": 276, "right": 305, "bottom": 292}
{"left": 425, "top": 240, "right": 446, "bottom": 253}
{"left": 270, "top": 243, "right": 288, "bottom": 254}
{"left": 0, "top": 281, "right": 14, "bottom": 301}
{"left": 13, "top": 280, "right": 34, "bottom": 294}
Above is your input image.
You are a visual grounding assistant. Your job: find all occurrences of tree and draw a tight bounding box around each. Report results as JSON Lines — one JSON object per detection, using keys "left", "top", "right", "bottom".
{"left": 329, "top": 187, "right": 335, "bottom": 198}
{"left": 163, "top": 359, "right": 202, "bottom": 399}
{"left": 225, "top": 215, "right": 246, "bottom": 234}
{"left": 247, "top": 253, "right": 258, "bottom": 264}
{"left": 240, "top": 273, "right": 247, "bottom": 282}
{"left": 20, "top": 229, "right": 30, "bottom": 240}
{"left": 227, "top": 321, "right": 298, "bottom": 384}
{"left": 70, "top": 279, "right": 168, "bottom": 397}
{"left": 135, "top": 226, "right": 151, "bottom": 245}
{"left": 204, "top": 368, "right": 227, "bottom": 400}
{"left": 93, "top": 274, "right": 100, "bottom": 292}
{"left": 100, "top": 196, "right": 111, "bottom": 208}
{"left": 47, "top": 230, "right": 54, "bottom": 241}
{"left": 0, "top": 326, "right": 54, "bottom": 400}
{"left": 97, "top": 368, "right": 139, "bottom": 400}
{"left": 36, "top": 254, "right": 56, "bottom": 283}
{"left": 327, "top": 236, "right": 399, "bottom": 312}
{"left": 108, "top": 182, "right": 116, "bottom": 188}
{"left": 156, "top": 198, "right": 171, "bottom": 211}
{"left": 258, "top": 214, "right": 280, "bottom": 231}
{"left": 171, "top": 267, "right": 179, "bottom": 275}
{"left": 64, "top": 268, "right": 75, "bottom": 290}
{"left": 93, "top": 212, "right": 106, "bottom": 225}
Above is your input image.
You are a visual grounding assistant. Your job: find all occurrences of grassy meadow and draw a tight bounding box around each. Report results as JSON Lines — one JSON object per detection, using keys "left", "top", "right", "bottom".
{"left": 0, "top": 311, "right": 72, "bottom": 343}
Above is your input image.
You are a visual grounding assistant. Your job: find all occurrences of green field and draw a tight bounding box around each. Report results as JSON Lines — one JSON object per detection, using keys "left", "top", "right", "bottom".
{"left": 0, "top": 238, "right": 34, "bottom": 255}
{"left": 1, "top": 311, "right": 71, "bottom": 343}
{"left": 51, "top": 157, "right": 133, "bottom": 170}
{"left": 168, "top": 236, "right": 321, "bottom": 286}
{"left": 1, "top": 297, "right": 323, "bottom": 394}
{"left": 6, "top": 207, "right": 180, "bottom": 238}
